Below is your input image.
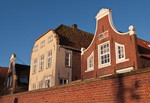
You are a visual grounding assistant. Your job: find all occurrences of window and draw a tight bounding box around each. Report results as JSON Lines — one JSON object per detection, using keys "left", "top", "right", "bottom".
{"left": 44, "top": 76, "right": 50, "bottom": 88}
{"left": 115, "top": 42, "right": 127, "bottom": 63}
{"left": 34, "top": 45, "right": 38, "bottom": 52}
{"left": 59, "top": 78, "right": 68, "bottom": 85}
{"left": 65, "top": 52, "right": 71, "bottom": 67}
{"left": 7, "top": 76, "right": 12, "bottom": 88}
{"left": 86, "top": 52, "right": 94, "bottom": 72}
{"left": 40, "top": 41, "right": 45, "bottom": 48}
{"left": 19, "top": 77, "right": 28, "bottom": 84}
{"left": 45, "top": 80, "right": 50, "bottom": 88}
{"left": 33, "top": 58, "right": 37, "bottom": 73}
{"left": 39, "top": 54, "right": 44, "bottom": 71}
{"left": 48, "top": 35, "right": 53, "bottom": 43}
{"left": 38, "top": 81, "right": 43, "bottom": 89}
{"left": 47, "top": 50, "right": 52, "bottom": 68}
{"left": 98, "top": 41, "right": 111, "bottom": 68}
{"left": 32, "top": 84, "right": 36, "bottom": 90}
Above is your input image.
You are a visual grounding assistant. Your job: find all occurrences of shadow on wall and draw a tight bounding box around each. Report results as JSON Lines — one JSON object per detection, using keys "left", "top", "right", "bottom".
{"left": 14, "top": 98, "right": 18, "bottom": 103}
{"left": 115, "top": 75, "right": 140, "bottom": 103}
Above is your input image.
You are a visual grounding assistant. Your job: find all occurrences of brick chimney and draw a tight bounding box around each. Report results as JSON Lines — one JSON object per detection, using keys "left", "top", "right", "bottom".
{"left": 72, "top": 24, "right": 77, "bottom": 29}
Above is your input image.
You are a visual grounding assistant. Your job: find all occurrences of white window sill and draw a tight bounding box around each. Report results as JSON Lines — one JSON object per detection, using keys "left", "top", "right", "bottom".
{"left": 116, "top": 67, "right": 134, "bottom": 74}
{"left": 116, "top": 58, "right": 129, "bottom": 64}
{"left": 99, "top": 63, "right": 111, "bottom": 68}
{"left": 85, "top": 68, "right": 94, "bottom": 72}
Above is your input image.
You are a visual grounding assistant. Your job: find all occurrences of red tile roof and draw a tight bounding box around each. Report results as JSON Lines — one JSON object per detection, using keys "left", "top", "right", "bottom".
{"left": 54, "top": 24, "right": 94, "bottom": 50}
{"left": 137, "top": 38, "right": 150, "bottom": 58}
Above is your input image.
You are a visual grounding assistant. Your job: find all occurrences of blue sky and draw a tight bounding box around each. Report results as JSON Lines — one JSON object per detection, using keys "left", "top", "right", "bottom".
{"left": 0, "top": 0, "right": 150, "bottom": 67}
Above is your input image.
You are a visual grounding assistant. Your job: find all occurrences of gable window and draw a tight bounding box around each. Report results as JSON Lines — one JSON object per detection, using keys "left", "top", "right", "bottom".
{"left": 86, "top": 52, "right": 94, "bottom": 72}
{"left": 47, "top": 50, "right": 52, "bottom": 68}
{"left": 98, "top": 41, "right": 111, "bottom": 68}
{"left": 59, "top": 78, "right": 68, "bottom": 85}
{"left": 115, "top": 42, "right": 128, "bottom": 63}
{"left": 48, "top": 35, "right": 53, "bottom": 43}
{"left": 39, "top": 54, "right": 44, "bottom": 71}
{"left": 40, "top": 41, "right": 45, "bottom": 48}
{"left": 65, "top": 52, "right": 71, "bottom": 67}
{"left": 33, "top": 58, "right": 37, "bottom": 73}
{"left": 34, "top": 45, "right": 38, "bottom": 52}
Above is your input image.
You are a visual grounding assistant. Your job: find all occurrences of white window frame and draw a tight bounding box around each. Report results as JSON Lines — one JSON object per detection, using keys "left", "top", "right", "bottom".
{"left": 98, "top": 41, "right": 111, "bottom": 68}
{"left": 32, "top": 58, "right": 37, "bottom": 73}
{"left": 39, "top": 54, "right": 44, "bottom": 71}
{"left": 86, "top": 52, "right": 94, "bottom": 72}
{"left": 65, "top": 52, "right": 71, "bottom": 67}
{"left": 47, "top": 50, "right": 52, "bottom": 68}
{"left": 59, "top": 78, "right": 68, "bottom": 85}
{"left": 47, "top": 35, "right": 53, "bottom": 43}
{"left": 115, "top": 42, "right": 129, "bottom": 64}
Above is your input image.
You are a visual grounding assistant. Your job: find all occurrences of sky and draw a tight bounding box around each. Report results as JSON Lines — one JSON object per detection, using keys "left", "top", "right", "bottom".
{"left": 0, "top": 0, "right": 150, "bottom": 67}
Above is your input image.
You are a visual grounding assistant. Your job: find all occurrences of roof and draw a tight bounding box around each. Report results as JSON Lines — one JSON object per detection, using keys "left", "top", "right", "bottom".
{"left": 54, "top": 24, "right": 94, "bottom": 50}
{"left": 137, "top": 38, "right": 150, "bottom": 58}
{"left": 0, "top": 67, "right": 8, "bottom": 87}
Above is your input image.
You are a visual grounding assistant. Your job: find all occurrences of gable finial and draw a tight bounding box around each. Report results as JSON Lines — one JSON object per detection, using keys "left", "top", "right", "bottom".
{"left": 95, "top": 8, "right": 111, "bottom": 20}
{"left": 129, "top": 25, "right": 136, "bottom": 35}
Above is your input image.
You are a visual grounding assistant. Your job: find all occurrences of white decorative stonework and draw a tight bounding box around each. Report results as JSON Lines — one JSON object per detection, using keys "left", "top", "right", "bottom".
{"left": 116, "top": 67, "right": 134, "bottom": 74}
{"left": 129, "top": 25, "right": 136, "bottom": 35}
{"left": 98, "top": 30, "right": 109, "bottom": 40}
{"left": 81, "top": 47, "right": 85, "bottom": 55}
{"left": 95, "top": 8, "right": 111, "bottom": 20}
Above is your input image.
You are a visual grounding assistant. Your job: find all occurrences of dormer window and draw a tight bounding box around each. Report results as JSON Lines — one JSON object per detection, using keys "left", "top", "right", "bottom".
{"left": 86, "top": 52, "right": 94, "bottom": 72}
{"left": 98, "top": 41, "right": 111, "bottom": 68}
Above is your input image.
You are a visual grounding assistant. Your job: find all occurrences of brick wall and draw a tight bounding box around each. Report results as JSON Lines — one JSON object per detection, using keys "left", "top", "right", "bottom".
{"left": 0, "top": 68, "right": 150, "bottom": 103}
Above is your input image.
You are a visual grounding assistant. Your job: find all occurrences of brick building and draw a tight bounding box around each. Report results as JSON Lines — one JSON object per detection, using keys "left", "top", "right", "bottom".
{"left": 81, "top": 8, "right": 150, "bottom": 80}
{"left": 1, "top": 54, "right": 30, "bottom": 95}
{"left": 0, "top": 67, "right": 8, "bottom": 95}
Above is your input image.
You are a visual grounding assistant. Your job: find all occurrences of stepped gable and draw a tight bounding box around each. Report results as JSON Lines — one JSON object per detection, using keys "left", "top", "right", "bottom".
{"left": 54, "top": 24, "right": 94, "bottom": 50}
{"left": 137, "top": 38, "right": 150, "bottom": 58}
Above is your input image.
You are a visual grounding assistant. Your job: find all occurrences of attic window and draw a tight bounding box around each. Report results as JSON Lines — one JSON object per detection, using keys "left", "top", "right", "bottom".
{"left": 34, "top": 45, "right": 38, "bottom": 52}
{"left": 98, "top": 30, "right": 108, "bottom": 40}
{"left": 48, "top": 35, "right": 53, "bottom": 43}
{"left": 40, "top": 41, "right": 45, "bottom": 48}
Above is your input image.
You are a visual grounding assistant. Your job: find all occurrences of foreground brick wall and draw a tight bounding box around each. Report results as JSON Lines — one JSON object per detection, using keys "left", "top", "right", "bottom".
{"left": 1, "top": 68, "right": 150, "bottom": 103}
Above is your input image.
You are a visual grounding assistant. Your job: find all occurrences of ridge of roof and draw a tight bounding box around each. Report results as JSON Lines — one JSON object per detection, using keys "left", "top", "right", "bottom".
{"left": 35, "top": 29, "right": 52, "bottom": 42}
{"left": 54, "top": 24, "right": 94, "bottom": 50}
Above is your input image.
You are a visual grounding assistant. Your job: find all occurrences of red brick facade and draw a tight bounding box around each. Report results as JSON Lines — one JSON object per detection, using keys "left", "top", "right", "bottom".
{"left": 0, "top": 68, "right": 150, "bottom": 103}
{"left": 81, "top": 9, "right": 150, "bottom": 80}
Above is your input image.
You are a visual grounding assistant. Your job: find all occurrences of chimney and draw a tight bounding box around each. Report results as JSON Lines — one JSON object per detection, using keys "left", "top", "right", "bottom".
{"left": 72, "top": 24, "right": 77, "bottom": 29}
